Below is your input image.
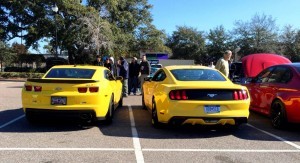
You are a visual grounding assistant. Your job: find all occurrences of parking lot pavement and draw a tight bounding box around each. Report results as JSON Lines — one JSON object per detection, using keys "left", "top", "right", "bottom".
{"left": 1, "top": 81, "right": 300, "bottom": 162}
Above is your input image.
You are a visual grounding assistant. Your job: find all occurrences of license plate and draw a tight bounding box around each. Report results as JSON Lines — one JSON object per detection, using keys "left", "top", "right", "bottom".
{"left": 51, "top": 97, "right": 67, "bottom": 105}
{"left": 204, "top": 105, "right": 220, "bottom": 113}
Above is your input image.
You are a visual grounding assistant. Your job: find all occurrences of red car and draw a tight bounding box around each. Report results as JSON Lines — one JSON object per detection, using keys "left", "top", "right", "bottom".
{"left": 245, "top": 63, "right": 300, "bottom": 128}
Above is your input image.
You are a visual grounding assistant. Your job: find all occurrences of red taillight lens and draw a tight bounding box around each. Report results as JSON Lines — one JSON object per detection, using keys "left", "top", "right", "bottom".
{"left": 89, "top": 87, "right": 99, "bottom": 92}
{"left": 169, "top": 90, "right": 188, "bottom": 100}
{"left": 233, "top": 90, "right": 248, "bottom": 100}
{"left": 78, "top": 87, "right": 88, "bottom": 93}
{"left": 34, "top": 86, "right": 42, "bottom": 92}
{"left": 25, "top": 85, "right": 32, "bottom": 91}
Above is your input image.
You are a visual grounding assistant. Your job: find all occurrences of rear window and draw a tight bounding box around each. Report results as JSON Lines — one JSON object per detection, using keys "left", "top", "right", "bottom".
{"left": 170, "top": 69, "right": 226, "bottom": 81}
{"left": 45, "top": 68, "right": 96, "bottom": 79}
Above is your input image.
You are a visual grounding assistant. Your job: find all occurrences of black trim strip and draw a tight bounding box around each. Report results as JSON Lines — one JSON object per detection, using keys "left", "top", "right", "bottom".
{"left": 27, "top": 79, "right": 99, "bottom": 84}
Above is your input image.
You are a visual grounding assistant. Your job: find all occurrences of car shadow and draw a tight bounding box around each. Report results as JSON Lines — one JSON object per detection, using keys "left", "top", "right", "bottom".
{"left": 1, "top": 106, "right": 300, "bottom": 142}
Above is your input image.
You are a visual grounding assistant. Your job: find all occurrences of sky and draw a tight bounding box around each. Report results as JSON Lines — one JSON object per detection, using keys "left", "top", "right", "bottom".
{"left": 10, "top": 0, "right": 300, "bottom": 53}
{"left": 148, "top": 0, "right": 300, "bottom": 35}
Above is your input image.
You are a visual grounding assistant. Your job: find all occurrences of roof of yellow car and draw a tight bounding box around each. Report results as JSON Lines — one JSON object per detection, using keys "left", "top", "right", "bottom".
{"left": 51, "top": 65, "right": 107, "bottom": 69}
{"left": 164, "top": 65, "right": 212, "bottom": 70}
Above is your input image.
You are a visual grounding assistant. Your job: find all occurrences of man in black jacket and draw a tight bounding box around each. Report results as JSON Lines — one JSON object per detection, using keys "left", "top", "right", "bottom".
{"left": 117, "top": 56, "right": 129, "bottom": 97}
{"left": 139, "top": 55, "right": 150, "bottom": 95}
{"left": 129, "top": 57, "right": 140, "bottom": 95}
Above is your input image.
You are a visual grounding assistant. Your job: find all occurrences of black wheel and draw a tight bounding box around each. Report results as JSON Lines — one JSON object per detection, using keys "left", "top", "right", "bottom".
{"left": 142, "top": 93, "right": 146, "bottom": 110}
{"left": 151, "top": 99, "right": 161, "bottom": 128}
{"left": 118, "top": 95, "right": 123, "bottom": 108}
{"left": 105, "top": 96, "right": 114, "bottom": 124}
{"left": 271, "top": 100, "right": 286, "bottom": 129}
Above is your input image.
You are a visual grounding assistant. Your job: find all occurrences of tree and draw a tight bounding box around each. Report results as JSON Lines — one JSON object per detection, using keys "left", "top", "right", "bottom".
{"left": 278, "top": 25, "right": 300, "bottom": 62}
{"left": 206, "top": 25, "right": 232, "bottom": 63}
{"left": 87, "top": 0, "right": 154, "bottom": 55}
{"left": 232, "top": 14, "right": 279, "bottom": 55}
{"left": 166, "top": 26, "right": 206, "bottom": 63}
{"left": 135, "top": 24, "right": 171, "bottom": 55}
{"left": 0, "top": 41, "right": 14, "bottom": 71}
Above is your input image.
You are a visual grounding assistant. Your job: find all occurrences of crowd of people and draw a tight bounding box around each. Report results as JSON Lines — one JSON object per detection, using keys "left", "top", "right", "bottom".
{"left": 93, "top": 54, "right": 150, "bottom": 97}
{"left": 93, "top": 50, "right": 232, "bottom": 97}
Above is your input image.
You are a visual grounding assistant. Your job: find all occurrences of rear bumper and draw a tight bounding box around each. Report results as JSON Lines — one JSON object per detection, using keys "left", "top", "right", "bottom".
{"left": 25, "top": 108, "right": 104, "bottom": 121}
{"left": 168, "top": 116, "right": 248, "bottom": 126}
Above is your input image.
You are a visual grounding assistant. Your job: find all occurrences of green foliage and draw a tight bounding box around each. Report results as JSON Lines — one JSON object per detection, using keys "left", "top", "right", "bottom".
{"left": 167, "top": 26, "right": 206, "bottom": 62}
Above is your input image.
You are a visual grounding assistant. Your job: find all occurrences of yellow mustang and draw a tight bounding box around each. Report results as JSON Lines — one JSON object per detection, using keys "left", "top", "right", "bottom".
{"left": 22, "top": 65, "right": 123, "bottom": 123}
{"left": 142, "top": 65, "right": 250, "bottom": 128}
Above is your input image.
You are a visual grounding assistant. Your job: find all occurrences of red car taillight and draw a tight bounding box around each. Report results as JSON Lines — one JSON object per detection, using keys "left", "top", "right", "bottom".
{"left": 233, "top": 90, "right": 248, "bottom": 100}
{"left": 78, "top": 87, "right": 88, "bottom": 93}
{"left": 89, "top": 87, "right": 99, "bottom": 93}
{"left": 34, "top": 86, "right": 42, "bottom": 92}
{"left": 169, "top": 90, "right": 188, "bottom": 100}
{"left": 25, "top": 85, "right": 32, "bottom": 91}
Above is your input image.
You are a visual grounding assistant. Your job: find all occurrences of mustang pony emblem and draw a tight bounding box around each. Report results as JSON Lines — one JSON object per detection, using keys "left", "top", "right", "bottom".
{"left": 207, "top": 94, "right": 217, "bottom": 98}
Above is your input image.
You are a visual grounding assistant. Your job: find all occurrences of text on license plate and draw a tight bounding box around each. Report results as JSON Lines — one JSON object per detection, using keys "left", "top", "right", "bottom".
{"left": 51, "top": 97, "right": 67, "bottom": 105}
{"left": 204, "top": 105, "right": 220, "bottom": 113}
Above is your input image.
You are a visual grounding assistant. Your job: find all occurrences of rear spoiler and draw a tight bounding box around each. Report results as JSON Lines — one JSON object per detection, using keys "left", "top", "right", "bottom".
{"left": 27, "top": 78, "right": 99, "bottom": 84}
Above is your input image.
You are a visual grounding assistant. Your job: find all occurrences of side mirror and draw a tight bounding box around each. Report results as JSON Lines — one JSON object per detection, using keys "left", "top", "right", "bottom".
{"left": 116, "top": 76, "right": 123, "bottom": 81}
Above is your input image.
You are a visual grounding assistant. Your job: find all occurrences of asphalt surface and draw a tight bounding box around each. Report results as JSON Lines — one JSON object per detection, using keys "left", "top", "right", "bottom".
{"left": 1, "top": 81, "right": 300, "bottom": 163}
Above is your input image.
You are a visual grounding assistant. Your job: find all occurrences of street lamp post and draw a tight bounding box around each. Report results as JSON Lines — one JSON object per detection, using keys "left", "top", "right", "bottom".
{"left": 52, "top": 4, "right": 58, "bottom": 58}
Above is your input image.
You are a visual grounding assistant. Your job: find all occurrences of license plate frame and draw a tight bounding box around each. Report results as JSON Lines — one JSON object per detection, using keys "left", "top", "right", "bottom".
{"left": 51, "top": 96, "right": 67, "bottom": 105}
{"left": 204, "top": 105, "right": 220, "bottom": 113}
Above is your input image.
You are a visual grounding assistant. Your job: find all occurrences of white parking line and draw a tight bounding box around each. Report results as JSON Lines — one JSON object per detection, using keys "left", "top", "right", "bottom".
{"left": 247, "top": 124, "right": 300, "bottom": 149}
{"left": 0, "top": 148, "right": 299, "bottom": 153}
{"left": 0, "top": 115, "right": 25, "bottom": 129}
{"left": 128, "top": 105, "right": 145, "bottom": 163}
{"left": 0, "top": 82, "right": 14, "bottom": 85}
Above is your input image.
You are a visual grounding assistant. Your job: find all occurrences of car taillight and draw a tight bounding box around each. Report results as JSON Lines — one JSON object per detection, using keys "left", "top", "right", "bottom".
{"left": 233, "top": 90, "right": 248, "bottom": 100}
{"left": 25, "top": 85, "right": 32, "bottom": 91}
{"left": 89, "top": 87, "right": 99, "bottom": 93}
{"left": 34, "top": 86, "right": 42, "bottom": 92}
{"left": 78, "top": 87, "right": 88, "bottom": 93}
{"left": 169, "top": 90, "right": 188, "bottom": 100}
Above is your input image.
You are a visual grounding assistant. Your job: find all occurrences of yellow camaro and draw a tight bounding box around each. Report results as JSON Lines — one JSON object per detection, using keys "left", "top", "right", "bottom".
{"left": 22, "top": 65, "right": 123, "bottom": 123}
{"left": 142, "top": 65, "right": 250, "bottom": 128}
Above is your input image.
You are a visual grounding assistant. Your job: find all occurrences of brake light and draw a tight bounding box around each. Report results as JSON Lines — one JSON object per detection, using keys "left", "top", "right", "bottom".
{"left": 89, "top": 87, "right": 99, "bottom": 93}
{"left": 233, "top": 90, "right": 248, "bottom": 100}
{"left": 34, "top": 86, "right": 42, "bottom": 92}
{"left": 78, "top": 87, "right": 88, "bottom": 93}
{"left": 25, "top": 85, "right": 32, "bottom": 91}
{"left": 169, "top": 90, "right": 188, "bottom": 100}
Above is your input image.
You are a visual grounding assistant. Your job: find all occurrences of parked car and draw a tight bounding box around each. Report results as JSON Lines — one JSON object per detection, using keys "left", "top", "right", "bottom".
{"left": 22, "top": 65, "right": 123, "bottom": 124}
{"left": 142, "top": 65, "right": 250, "bottom": 128}
{"left": 150, "top": 64, "right": 163, "bottom": 77}
{"left": 230, "top": 53, "right": 291, "bottom": 84}
{"left": 244, "top": 63, "right": 300, "bottom": 129}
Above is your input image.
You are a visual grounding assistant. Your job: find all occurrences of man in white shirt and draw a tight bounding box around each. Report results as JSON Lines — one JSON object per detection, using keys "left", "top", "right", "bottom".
{"left": 215, "top": 50, "right": 232, "bottom": 77}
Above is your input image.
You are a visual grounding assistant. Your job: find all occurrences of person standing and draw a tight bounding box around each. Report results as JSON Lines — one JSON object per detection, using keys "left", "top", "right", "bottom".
{"left": 104, "top": 58, "right": 112, "bottom": 71}
{"left": 208, "top": 62, "right": 215, "bottom": 68}
{"left": 139, "top": 55, "right": 150, "bottom": 95}
{"left": 93, "top": 55, "right": 104, "bottom": 66}
{"left": 128, "top": 57, "right": 140, "bottom": 95}
{"left": 117, "top": 56, "right": 129, "bottom": 97}
{"left": 215, "top": 50, "right": 232, "bottom": 77}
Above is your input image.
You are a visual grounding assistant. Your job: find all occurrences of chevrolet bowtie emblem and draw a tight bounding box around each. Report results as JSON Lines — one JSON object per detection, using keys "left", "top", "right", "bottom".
{"left": 207, "top": 94, "right": 217, "bottom": 98}
{"left": 55, "top": 87, "right": 62, "bottom": 91}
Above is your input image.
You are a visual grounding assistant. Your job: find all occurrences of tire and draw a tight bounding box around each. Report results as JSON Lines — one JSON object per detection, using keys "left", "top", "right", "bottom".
{"left": 151, "top": 99, "right": 162, "bottom": 128}
{"left": 118, "top": 95, "right": 123, "bottom": 108}
{"left": 105, "top": 96, "right": 114, "bottom": 124}
{"left": 142, "top": 93, "right": 146, "bottom": 110}
{"left": 270, "top": 100, "right": 287, "bottom": 129}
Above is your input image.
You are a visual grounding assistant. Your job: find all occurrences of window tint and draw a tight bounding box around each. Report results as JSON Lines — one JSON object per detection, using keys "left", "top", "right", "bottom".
{"left": 152, "top": 70, "right": 166, "bottom": 81}
{"left": 255, "top": 67, "right": 274, "bottom": 83}
{"left": 268, "top": 67, "right": 289, "bottom": 83}
{"left": 45, "top": 68, "right": 96, "bottom": 79}
{"left": 170, "top": 69, "right": 226, "bottom": 81}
